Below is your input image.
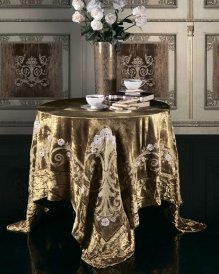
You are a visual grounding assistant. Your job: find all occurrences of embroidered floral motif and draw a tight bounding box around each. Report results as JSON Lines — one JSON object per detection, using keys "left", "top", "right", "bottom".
{"left": 38, "top": 149, "right": 45, "bottom": 157}
{"left": 33, "top": 120, "right": 40, "bottom": 134}
{"left": 91, "top": 128, "right": 116, "bottom": 154}
{"left": 146, "top": 143, "right": 155, "bottom": 151}
{"left": 101, "top": 218, "right": 110, "bottom": 227}
{"left": 87, "top": 127, "right": 123, "bottom": 240}
{"left": 57, "top": 138, "right": 65, "bottom": 146}
{"left": 80, "top": 185, "right": 89, "bottom": 196}
{"left": 47, "top": 135, "right": 52, "bottom": 142}
{"left": 164, "top": 152, "right": 172, "bottom": 162}
{"left": 135, "top": 144, "right": 157, "bottom": 168}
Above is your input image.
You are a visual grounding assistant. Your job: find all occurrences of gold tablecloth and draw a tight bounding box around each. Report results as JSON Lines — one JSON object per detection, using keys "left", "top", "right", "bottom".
{"left": 7, "top": 98, "right": 206, "bottom": 268}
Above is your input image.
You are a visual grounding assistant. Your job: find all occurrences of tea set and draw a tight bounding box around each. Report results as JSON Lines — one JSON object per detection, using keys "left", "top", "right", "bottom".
{"left": 81, "top": 79, "right": 146, "bottom": 111}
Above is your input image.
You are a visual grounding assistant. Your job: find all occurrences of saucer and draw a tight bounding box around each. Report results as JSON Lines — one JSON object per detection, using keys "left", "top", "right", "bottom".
{"left": 81, "top": 104, "right": 108, "bottom": 111}
{"left": 123, "top": 89, "right": 144, "bottom": 95}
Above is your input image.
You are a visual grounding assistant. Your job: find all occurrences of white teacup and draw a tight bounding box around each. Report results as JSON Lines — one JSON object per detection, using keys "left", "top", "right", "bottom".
{"left": 124, "top": 79, "right": 145, "bottom": 90}
{"left": 86, "top": 94, "right": 105, "bottom": 109}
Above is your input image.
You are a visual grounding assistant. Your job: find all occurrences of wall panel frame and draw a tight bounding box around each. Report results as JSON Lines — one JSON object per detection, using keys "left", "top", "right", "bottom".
{"left": 0, "top": 22, "right": 82, "bottom": 134}
{"left": 193, "top": 22, "right": 219, "bottom": 129}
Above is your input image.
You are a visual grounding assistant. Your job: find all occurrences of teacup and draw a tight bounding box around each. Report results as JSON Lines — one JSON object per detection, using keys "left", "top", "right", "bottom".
{"left": 124, "top": 79, "right": 145, "bottom": 90}
{"left": 86, "top": 94, "right": 105, "bottom": 109}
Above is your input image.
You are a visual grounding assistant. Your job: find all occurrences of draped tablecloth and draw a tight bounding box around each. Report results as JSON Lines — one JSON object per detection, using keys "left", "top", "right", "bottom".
{"left": 7, "top": 98, "right": 206, "bottom": 268}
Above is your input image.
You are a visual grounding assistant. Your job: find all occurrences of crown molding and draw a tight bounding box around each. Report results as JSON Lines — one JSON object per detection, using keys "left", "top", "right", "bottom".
{"left": 173, "top": 121, "right": 219, "bottom": 127}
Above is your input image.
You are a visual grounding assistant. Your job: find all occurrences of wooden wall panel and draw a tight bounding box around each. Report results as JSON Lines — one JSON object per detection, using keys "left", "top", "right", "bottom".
{"left": 0, "top": 0, "right": 218, "bottom": 134}
{"left": 0, "top": 136, "right": 31, "bottom": 224}
{"left": 176, "top": 135, "right": 219, "bottom": 225}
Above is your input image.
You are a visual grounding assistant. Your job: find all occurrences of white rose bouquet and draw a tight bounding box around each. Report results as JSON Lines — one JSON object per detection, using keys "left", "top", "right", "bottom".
{"left": 72, "top": 0, "right": 147, "bottom": 45}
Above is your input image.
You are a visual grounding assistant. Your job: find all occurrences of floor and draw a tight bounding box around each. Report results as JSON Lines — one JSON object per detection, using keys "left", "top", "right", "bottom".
{"left": 0, "top": 204, "right": 219, "bottom": 274}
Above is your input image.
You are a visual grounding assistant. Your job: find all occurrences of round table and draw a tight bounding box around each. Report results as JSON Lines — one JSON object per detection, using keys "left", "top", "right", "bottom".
{"left": 7, "top": 98, "right": 206, "bottom": 268}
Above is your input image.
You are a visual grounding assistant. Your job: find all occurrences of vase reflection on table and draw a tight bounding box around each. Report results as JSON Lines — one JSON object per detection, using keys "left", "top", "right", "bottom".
{"left": 71, "top": 0, "right": 148, "bottom": 95}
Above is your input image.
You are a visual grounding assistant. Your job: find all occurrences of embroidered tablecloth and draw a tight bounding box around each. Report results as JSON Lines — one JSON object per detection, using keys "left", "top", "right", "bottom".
{"left": 7, "top": 98, "right": 206, "bottom": 268}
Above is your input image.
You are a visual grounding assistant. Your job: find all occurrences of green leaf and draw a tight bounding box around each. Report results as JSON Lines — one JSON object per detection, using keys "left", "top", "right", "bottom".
{"left": 112, "top": 30, "right": 117, "bottom": 37}
{"left": 124, "top": 33, "right": 131, "bottom": 40}
{"left": 85, "top": 31, "right": 97, "bottom": 41}
{"left": 123, "top": 18, "right": 133, "bottom": 23}
{"left": 81, "top": 28, "right": 92, "bottom": 35}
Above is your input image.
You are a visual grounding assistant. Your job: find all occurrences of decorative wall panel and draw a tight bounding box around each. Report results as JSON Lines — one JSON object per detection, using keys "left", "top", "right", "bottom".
{"left": 0, "top": 1, "right": 218, "bottom": 133}
{"left": 117, "top": 34, "right": 176, "bottom": 107}
{"left": 105, "top": 0, "right": 177, "bottom": 8}
{"left": 193, "top": 22, "right": 219, "bottom": 132}
{"left": 0, "top": 34, "right": 70, "bottom": 109}
{"left": 194, "top": 0, "right": 219, "bottom": 19}
{"left": 206, "top": 35, "right": 219, "bottom": 108}
{"left": 0, "top": 0, "right": 70, "bottom": 8}
{"left": 0, "top": 0, "right": 177, "bottom": 9}
{"left": 204, "top": 0, "right": 219, "bottom": 8}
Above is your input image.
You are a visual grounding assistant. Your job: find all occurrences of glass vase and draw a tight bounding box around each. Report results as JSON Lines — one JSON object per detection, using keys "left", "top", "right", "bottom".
{"left": 94, "top": 42, "right": 117, "bottom": 96}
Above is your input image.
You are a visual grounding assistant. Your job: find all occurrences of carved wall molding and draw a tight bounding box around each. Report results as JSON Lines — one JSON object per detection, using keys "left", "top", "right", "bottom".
{"left": 0, "top": 0, "right": 70, "bottom": 8}
{"left": 123, "top": 33, "right": 176, "bottom": 107}
{"left": 0, "top": 19, "right": 72, "bottom": 22}
{"left": 187, "top": 25, "right": 194, "bottom": 36}
{"left": 206, "top": 90, "right": 217, "bottom": 107}
{"left": 1, "top": 18, "right": 219, "bottom": 23}
{"left": 104, "top": 0, "right": 177, "bottom": 8}
{"left": 204, "top": 0, "right": 219, "bottom": 8}
{"left": 173, "top": 121, "right": 219, "bottom": 127}
{"left": 206, "top": 35, "right": 219, "bottom": 50}
{"left": 205, "top": 34, "right": 219, "bottom": 109}
{"left": 0, "top": 0, "right": 177, "bottom": 8}
{"left": 0, "top": 121, "right": 33, "bottom": 127}
{"left": 0, "top": 33, "right": 70, "bottom": 109}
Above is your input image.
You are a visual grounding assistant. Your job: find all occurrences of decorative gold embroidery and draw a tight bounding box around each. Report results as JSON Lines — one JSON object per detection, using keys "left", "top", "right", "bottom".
{"left": 7, "top": 99, "right": 206, "bottom": 268}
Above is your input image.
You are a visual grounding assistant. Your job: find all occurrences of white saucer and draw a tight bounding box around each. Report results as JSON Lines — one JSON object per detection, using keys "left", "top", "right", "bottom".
{"left": 81, "top": 104, "right": 108, "bottom": 111}
{"left": 123, "top": 89, "right": 143, "bottom": 95}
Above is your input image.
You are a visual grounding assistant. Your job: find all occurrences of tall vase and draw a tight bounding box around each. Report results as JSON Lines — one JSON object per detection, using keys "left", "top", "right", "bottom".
{"left": 94, "top": 42, "right": 117, "bottom": 96}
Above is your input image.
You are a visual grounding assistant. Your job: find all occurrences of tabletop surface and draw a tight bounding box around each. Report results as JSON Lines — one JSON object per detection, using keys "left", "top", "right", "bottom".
{"left": 38, "top": 98, "right": 169, "bottom": 119}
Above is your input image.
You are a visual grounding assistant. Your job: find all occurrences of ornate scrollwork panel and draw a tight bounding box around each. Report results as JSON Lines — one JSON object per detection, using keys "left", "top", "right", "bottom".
{"left": 104, "top": 0, "right": 177, "bottom": 7}
{"left": 205, "top": 35, "right": 219, "bottom": 108}
{"left": 0, "top": 0, "right": 70, "bottom": 8}
{"left": 118, "top": 34, "right": 176, "bottom": 107}
{"left": 204, "top": 0, "right": 219, "bottom": 8}
{"left": 0, "top": 34, "right": 70, "bottom": 109}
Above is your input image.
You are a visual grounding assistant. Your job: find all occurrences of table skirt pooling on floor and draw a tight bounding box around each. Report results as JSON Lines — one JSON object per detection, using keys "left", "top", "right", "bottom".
{"left": 7, "top": 98, "right": 206, "bottom": 268}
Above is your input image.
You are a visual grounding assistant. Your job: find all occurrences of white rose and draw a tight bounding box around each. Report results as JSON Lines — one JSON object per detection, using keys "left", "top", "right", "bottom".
{"left": 72, "top": 0, "right": 84, "bottom": 11}
{"left": 105, "top": 13, "right": 117, "bottom": 25}
{"left": 112, "top": 0, "right": 126, "bottom": 10}
{"left": 91, "top": 7, "right": 104, "bottom": 20}
{"left": 132, "top": 5, "right": 147, "bottom": 17}
{"left": 72, "top": 11, "right": 85, "bottom": 23}
{"left": 135, "top": 16, "right": 147, "bottom": 28}
{"left": 91, "top": 19, "right": 103, "bottom": 31}
{"left": 87, "top": 0, "right": 101, "bottom": 13}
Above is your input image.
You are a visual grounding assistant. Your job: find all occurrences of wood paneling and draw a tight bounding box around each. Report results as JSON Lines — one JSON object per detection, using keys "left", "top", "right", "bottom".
{"left": 176, "top": 135, "right": 219, "bottom": 225}
{"left": 0, "top": 135, "right": 31, "bottom": 224}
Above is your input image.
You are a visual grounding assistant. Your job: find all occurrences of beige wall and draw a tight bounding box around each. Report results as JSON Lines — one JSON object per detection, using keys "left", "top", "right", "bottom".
{"left": 0, "top": 0, "right": 219, "bottom": 134}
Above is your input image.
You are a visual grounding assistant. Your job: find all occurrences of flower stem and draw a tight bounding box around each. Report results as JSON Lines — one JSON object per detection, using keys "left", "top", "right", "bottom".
{"left": 124, "top": 23, "right": 135, "bottom": 31}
